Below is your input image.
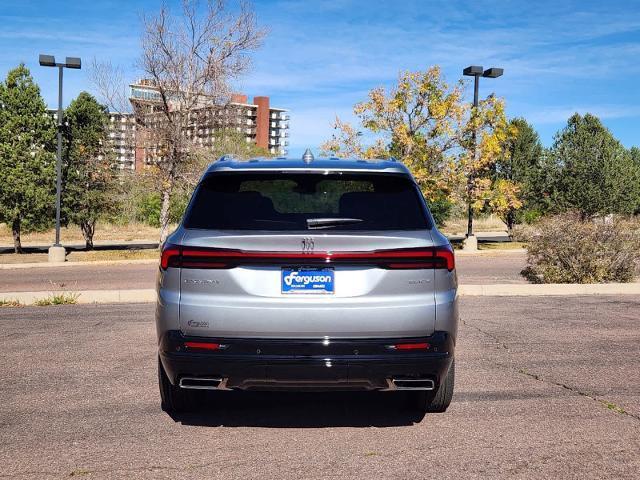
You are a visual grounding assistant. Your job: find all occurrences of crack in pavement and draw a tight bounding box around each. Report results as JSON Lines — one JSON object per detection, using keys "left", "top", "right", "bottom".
{"left": 517, "top": 368, "right": 640, "bottom": 422}
{"left": 461, "top": 318, "right": 509, "bottom": 350}
{"left": 462, "top": 317, "right": 640, "bottom": 422}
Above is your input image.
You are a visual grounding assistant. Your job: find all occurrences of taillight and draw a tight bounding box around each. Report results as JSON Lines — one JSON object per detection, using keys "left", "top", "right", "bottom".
{"left": 377, "top": 245, "right": 455, "bottom": 271}
{"left": 160, "top": 243, "right": 181, "bottom": 270}
{"left": 160, "top": 245, "right": 454, "bottom": 271}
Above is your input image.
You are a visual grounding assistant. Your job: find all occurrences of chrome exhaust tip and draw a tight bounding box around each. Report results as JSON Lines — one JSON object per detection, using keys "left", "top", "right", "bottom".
{"left": 179, "top": 377, "right": 227, "bottom": 390}
{"left": 390, "top": 378, "right": 435, "bottom": 391}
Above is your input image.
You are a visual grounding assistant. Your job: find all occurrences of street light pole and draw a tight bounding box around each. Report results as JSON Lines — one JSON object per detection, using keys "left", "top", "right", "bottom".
{"left": 39, "top": 54, "right": 81, "bottom": 262}
{"left": 462, "top": 65, "right": 503, "bottom": 244}
{"left": 55, "top": 65, "right": 63, "bottom": 246}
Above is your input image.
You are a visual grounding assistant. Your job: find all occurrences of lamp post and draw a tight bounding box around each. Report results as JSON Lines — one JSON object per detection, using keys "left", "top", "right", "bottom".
{"left": 39, "top": 54, "right": 81, "bottom": 262}
{"left": 462, "top": 65, "right": 503, "bottom": 246}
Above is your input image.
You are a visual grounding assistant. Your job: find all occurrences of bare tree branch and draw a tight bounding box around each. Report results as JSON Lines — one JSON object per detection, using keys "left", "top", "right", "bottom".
{"left": 88, "top": 59, "right": 131, "bottom": 114}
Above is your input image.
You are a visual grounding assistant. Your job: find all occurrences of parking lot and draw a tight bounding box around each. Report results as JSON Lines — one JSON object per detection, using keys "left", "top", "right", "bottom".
{"left": 1, "top": 295, "right": 638, "bottom": 479}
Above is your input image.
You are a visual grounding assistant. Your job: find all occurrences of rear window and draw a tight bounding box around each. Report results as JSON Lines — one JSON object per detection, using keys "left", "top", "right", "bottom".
{"left": 184, "top": 172, "right": 430, "bottom": 231}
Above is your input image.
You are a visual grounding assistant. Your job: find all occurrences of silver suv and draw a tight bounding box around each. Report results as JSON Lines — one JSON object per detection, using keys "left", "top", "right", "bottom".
{"left": 156, "top": 156, "right": 458, "bottom": 414}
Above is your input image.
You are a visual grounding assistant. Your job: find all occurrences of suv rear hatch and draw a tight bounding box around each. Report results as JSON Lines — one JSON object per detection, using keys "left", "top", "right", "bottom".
{"left": 166, "top": 171, "right": 452, "bottom": 339}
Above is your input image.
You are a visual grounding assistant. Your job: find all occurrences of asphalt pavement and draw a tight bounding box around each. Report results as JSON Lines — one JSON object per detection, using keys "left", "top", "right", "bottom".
{"left": 0, "top": 251, "right": 528, "bottom": 293}
{"left": 0, "top": 296, "right": 638, "bottom": 479}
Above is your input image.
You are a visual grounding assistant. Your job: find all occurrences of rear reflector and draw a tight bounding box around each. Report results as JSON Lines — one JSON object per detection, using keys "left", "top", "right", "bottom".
{"left": 160, "top": 244, "right": 455, "bottom": 271}
{"left": 389, "top": 342, "right": 430, "bottom": 350}
{"left": 184, "top": 341, "right": 224, "bottom": 351}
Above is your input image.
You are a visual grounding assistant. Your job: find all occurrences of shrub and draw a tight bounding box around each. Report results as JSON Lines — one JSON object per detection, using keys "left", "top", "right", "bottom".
{"left": 520, "top": 208, "right": 543, "bottom": 225}
{"left": 521, "top": 213, "right": 640, "bottom": 284}
{"left": 135, "top": 193, "right": 162, "bottom": 227}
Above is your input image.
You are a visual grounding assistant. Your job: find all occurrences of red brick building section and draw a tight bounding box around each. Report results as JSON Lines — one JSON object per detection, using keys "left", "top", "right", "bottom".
{"left": 231, "top": 93, "right": 248, "bottom": 104}
{"left": 253, "top": 96, "right": 270, "bottom": 150}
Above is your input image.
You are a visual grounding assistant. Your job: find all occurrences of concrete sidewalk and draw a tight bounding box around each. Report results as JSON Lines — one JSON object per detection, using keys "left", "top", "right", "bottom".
{"left": 0, "top": 258, "right": 158, "bottom": 269}
{"left": 2, "top": 283, "right": 639, "bottom": 305}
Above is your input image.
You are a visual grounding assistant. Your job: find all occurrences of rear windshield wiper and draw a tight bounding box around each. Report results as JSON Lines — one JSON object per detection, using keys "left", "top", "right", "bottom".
{"left": 306, "top": 218, "right": 364, "bottom": 230}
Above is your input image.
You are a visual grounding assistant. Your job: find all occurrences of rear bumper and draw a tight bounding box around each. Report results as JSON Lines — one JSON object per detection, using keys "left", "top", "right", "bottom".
{"left": 159, "top": 330, "right": 454, "bottom": 391}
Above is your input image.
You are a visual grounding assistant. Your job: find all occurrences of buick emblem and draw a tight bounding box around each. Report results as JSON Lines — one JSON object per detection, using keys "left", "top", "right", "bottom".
{"left": 301, "top": 237, "right": 315, "bottom": 253}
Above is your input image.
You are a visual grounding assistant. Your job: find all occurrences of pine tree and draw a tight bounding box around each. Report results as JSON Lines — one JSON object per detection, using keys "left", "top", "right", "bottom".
{"left": 549, "top": 114, "right": 640, "bottom": 218}
{"left": 493, "top": 118, "right": 544, "bottom": 230}
{"left": 62, "top": 92, "right": 115, "bottom": 249}
{"left": 0, "top": 64, "right": 56, "bottom": 253}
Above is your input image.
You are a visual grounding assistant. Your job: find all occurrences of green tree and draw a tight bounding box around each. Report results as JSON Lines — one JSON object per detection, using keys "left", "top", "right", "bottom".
{"left": 493, "top": 118, "right": 544, "bottom": 232}
{"left": 631, "top": 147, "right": 640, "bottom": 214}
{"left": 549, "top": 113, "right": 640, "bottom": 218}
{"left": 62, "top": 92, "right": 115, "bottom": 249}
{"left": 0, "top": 64, "right": 56, "bottom": 253}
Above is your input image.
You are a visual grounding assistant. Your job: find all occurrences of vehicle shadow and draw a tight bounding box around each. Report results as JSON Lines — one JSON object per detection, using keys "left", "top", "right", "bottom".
{"left": 167, "top": 390, "right": 427, "bottom": 428}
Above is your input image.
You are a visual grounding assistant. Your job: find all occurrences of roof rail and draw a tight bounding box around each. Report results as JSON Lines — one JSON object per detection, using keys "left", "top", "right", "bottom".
{"left": 218, "top": 154, "right": 238, "bottom": 162}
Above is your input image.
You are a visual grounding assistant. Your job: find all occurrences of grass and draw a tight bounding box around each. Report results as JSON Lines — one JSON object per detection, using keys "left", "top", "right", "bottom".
{"left": 600, "top": 400, "right": 627, "bottom": 415}
{"left": 0, "top": 221, "right": 173, "bottom": 245}
{"left": 479, "top": 241, "right": 527, "bottom": 250}
{"left": 67, "top": 249, "right": 158, "bottom": 262}
{"left": 0, "top": 298, "right": 22, "bottom": 307}
{"left": 33, "top": 292, "right": 80, "bottom": 306}
{"left": 69, "top": 469, "right": 92, "bottom": 477}
{"left": 440, "top": 214, "right": 507, "bottom": 236}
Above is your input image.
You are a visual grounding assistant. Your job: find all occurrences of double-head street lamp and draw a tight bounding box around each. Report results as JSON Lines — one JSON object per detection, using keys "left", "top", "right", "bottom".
{"left": 462, "top": 65, "right": 503, "bottom": 241}
{"left": 39, "top": 54, "right": 81, "bottom": 262}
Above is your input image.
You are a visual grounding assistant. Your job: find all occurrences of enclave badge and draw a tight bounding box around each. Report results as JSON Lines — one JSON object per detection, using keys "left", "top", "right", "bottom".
{"left": 301, "top": 237, "right": 315, "bottom": 253}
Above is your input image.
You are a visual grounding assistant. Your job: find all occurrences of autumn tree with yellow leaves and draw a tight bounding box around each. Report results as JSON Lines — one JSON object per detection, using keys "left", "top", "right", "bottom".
{"left": 321, "top": 66, "right": 521, "bottom": 227}
{"left": 457, "top": 94, "right": 521, "bottom": 235}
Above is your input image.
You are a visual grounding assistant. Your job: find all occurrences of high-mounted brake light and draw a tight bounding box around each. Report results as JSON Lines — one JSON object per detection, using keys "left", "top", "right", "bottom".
{"left": 161, "top": 245, "right": 455, "bottom": 271}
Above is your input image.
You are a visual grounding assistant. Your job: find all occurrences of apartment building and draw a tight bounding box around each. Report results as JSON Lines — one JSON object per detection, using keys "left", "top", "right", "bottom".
{"left": 108, "top": 112, "right": 136, "bottom": 170}
{"left": 48, "top": 109, "right": 137, "bottom": 171}
{"left": 128, "top": 80, "right": 290, "bottom": 170}
{"left": 52, "top": 82, "right": 290, "bottom": 172}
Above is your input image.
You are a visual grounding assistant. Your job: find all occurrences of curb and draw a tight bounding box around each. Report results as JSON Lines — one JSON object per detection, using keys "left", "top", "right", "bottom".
{"left": 2, "top": 283, "right": 639, "bottom": 306}
{"left": 455, "top": 248, "right": 526, "bottom": 256}
{"left": 0, "top": 259, "right": 158, "bottom": 269}
{"left": 0, "top": 289, "right": 157, "bottom": 305}
{"left": 459, "top": 283, "right": 640, "bottom": 296}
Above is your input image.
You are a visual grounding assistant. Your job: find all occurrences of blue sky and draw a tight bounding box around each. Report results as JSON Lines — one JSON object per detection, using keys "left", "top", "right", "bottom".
{"left": 1, "top": 0, "right": 639, "bottom": 158}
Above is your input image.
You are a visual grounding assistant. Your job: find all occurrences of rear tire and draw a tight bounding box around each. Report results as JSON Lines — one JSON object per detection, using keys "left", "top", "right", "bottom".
{"left": 407, "top": 360, "right": 455, "bottom": 413}
{"left": 158, "top": 356, "right": 191, "bottom": 414}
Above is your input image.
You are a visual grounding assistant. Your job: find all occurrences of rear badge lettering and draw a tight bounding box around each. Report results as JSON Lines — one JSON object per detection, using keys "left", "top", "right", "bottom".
{"left": 184, "top": 279, "right": 220, "bottom": 285}
{"left": 187, "top": 320, "right": 209, "bottom": 328}
{"left": 408, "top": 279, "right": 431, "bottom": 285}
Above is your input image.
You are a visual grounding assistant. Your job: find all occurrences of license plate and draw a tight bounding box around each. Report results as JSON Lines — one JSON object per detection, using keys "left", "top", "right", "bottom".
{"left": 281, "top": 268, "right": 334, "bottom": 294}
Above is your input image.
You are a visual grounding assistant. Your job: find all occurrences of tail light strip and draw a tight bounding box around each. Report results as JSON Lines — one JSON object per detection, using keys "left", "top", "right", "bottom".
{"left": 161, "top": 244, "right": 454, "bottom": 271}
